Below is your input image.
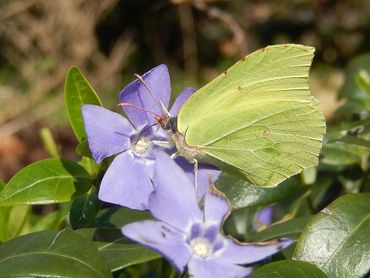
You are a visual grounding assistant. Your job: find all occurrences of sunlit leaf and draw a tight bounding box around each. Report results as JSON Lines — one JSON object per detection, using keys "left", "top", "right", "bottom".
{"left": 294, "top": 193, "right": 370, "bottom": 278}
{"left": 65, "top": 66, "right": 102, "bottom": 142}
{"left": 0, "top": 159, "right": 92, "bottom": 206}
{"left": 216, "top": 174, "right": 299, "bottom": 209}
{"left": 89, "top": 207, "right": 152, "bottom": 228}
{"left": 77, "top": 228, "right": 160, "bottom": 272}
{"left": 251, "top": 260, "right": 327, "bottom": 278}
{"left": 0, "top": 230, "right": 111, "bottom": 277}
{"left": 252, "top": 216, "right": 312, "bottom": 242}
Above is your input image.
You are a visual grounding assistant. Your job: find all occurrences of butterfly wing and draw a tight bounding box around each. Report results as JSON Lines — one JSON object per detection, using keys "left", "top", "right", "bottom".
{"left": 177, "top": 44, "right": 326, "bottom": 187}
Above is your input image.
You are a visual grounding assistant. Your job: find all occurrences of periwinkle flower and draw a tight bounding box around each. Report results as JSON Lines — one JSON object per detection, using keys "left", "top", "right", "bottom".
{"left": 253, "top": 206, "right": 273, "bottom": 231}
{"left": 82, "top": 65, "right": 219, "bottom": 210}
{"left": 122, "top": 152, "right": 293, "bottom": 278}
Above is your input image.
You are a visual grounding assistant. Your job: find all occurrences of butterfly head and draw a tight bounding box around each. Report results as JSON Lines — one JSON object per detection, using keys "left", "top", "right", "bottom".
{"left": 155, "top": 115, "right": 177, "bottom": 134}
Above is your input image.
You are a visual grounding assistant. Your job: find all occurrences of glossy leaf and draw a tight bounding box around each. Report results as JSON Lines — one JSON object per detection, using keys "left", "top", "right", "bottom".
{"left": 76, "top": 140, "right": 94, "bottom": 158}
{"left": 216, "top": 174, "right": 299, "bottom": 209}
{"left": 31, "top": 205, "right": 70, "bottom": 232}
{"left": 252, "top": 216, "right": 312, "bottom": 242}
{"left": 65, "top": 66, "right": 102, "bottom": 142}
{"left": 294, "top": 193, "right": 370, "bottom": 278}
{"left": 77, "top": 228, "right": 160, "bottom": 272}
{"left": 90, "top": 207, "right": 152, "bottom": 228}
{"left": 79, "top": 157, "right": 100, "bottom": 178}
{"left": 0, "top": 159, "right": 92, "bottom": 206}
{"left": 251, "top": 260, "right": 327, "bottom": 278}
{"left": 0, "top": 230, "right": 111, "bottom": 277}
{"left": 70, "top": 188, "right": 101, "bottom": 229}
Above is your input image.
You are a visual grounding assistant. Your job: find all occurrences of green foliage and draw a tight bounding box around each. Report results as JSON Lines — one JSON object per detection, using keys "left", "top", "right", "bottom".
{"left": 76, "top": 228, "right": 161, "bottom": 272}
{"left": 0, "top": 159, "right": 92, "bottom": 206}
{"left": 90, "top": 207, "right": 153, "bottom": 228}
{"left": 0, "top": 230, "right": 112, "bottom": 277}
{"left": 2, "top": 52, "right": 370, "bottom": 277}
{"left": 216, "top": 174, "right": 299, "bottom": 209}
{"left": 65, "top": 66, "right": 102, "bottom": 142}
{"left": 251, "top": 260, "right": 327, "bottom": 278}
{"left": 294, "top": 194, "right": 370, "bottom": 278}
{"left": 252, "top": 216, "right": 312, "bottom": 242}
{"left": 70, "top": 188, "right": 101, "bottom": 229}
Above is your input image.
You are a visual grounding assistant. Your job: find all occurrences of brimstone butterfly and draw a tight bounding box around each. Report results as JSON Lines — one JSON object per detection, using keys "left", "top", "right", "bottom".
{"left": 163, "top": 44, "right": 326, "bottom": 187}
{"left": 126, "top": 44, "right": 326, "bottom": 187}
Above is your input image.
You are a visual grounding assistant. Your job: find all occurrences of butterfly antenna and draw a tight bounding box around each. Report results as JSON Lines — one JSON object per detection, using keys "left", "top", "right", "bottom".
{"left": 134, "top": 73, "right": 170, "bottom": 116}
{"left": 133, "top": 122, "right": 159, "bottom": 145}
{"left": 118, "top": 102, "right": 161, "bottom": 118}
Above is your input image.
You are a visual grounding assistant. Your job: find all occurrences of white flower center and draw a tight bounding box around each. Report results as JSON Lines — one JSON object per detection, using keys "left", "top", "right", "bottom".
{"left": 131, "top": 136, "right": 152, "bottom": 157}
{"left": 189, "top": 237, "right": 212, "bottom": 258}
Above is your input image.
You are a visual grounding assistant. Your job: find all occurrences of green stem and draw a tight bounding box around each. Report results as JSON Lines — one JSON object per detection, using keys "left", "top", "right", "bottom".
{"left": 169, "top": 266, "right": 177, "bottom": 278}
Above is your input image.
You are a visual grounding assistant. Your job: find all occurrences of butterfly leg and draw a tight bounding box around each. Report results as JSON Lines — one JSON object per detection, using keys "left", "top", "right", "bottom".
{"left": 194, "top": 159, "right": 199, "bottom": 195}
{"left": 152, "top": 140, "right": 172, "bottom": 148}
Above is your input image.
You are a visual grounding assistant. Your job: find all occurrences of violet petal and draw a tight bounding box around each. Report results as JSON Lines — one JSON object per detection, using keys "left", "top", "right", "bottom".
{"left": 254, "top": 206, "right": 273, "bottom": 230}
{"left": 175, "top": 157, "right": 221, "bottom": 200}
{"left": 98, "top": 151, "right": 154, "bottom": 210}
{"left": 82, "top": 104, "right": 134, "bottom": 163}
{"left": 204, "top": 190, "right": 230, "bottom": 229}
{"left": 188, "top": 257, "right": 253, "bottom": 278}
{"left": 122, "top": 220, "right": 191, "bottom": 273}
{"left": 119, "top": 64, "right": 171, "bottom": 127}
{"left": 218, "top": 238, "right": 294, "bottom": 265}
{"left": 148, "top": 152, "right": 203, "bottom": 231}
{"left": 169, "top": 87, "right": 196, "bottom": 116}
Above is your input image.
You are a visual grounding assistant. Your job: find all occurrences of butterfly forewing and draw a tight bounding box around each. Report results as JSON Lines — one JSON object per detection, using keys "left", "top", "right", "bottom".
{"left": 177, "top": 44, "right": 326, "bottom": 187}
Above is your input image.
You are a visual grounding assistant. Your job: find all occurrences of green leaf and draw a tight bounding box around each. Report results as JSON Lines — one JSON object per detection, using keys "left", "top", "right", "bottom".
{"left": 294, "top": 193, "right": 370, "bottom": 278}
{"left": 0, "top": 230, "right": 111, "bottom": 277}
{"left": 65, "top": 66, "right": 102, "bottom": 142}
{"left": 216, "top": 174, "right": 299, "bottom": 209}
{"left": 252, "top": 216, "right": 312, "bottom": 242}
{"left": 31, "top": 205, "right": 70, "bottom": 232}
{"left": 0, "top": 179, "right": 4, "bottom": 192}
{"left": 330, "top": 136, "right": 370, "bottom": 150}
{"left": 79, "top": 157, "right": 100, "bottom": 178}
{"left": 321, "top": 142, "right": 368, "bottom": 166}
{"left": 76, "top": 140, "right": 94, "bottom": 158}
{"left": 251, "top": 260, "right": 327, "bottom": 278}
{"left": 0, "top": 209, "right": 8, "bottom": 242}
{"left": 0, "top": 159, "right": 92, "bottom": 206}
{"left": 356, "top": 70, "right": 370, "bottom": 96}
{"left": 70, "top": 188, "right": 101, "bottom": 229}
{"left": 77, "top": 228, "right": 160, "bottom": 272}
{"left": 90, "top": 207, "right": 152, "bottom": 228}
{"left": 5, "top": 205, "right": 31, "bottom": 240}
{"left": 39, "top": 127, "right": 61, "bottom": 158}
{"left": 339, "top": 53, "right": 370, "bottom": 101}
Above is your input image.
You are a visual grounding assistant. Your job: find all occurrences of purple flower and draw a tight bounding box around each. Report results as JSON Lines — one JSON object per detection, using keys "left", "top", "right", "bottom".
{"left": 253, "top": 206, "right": 273, "bottom": 231}
{"left": 122, "top": 152, "right": 293, "bottom": 278}
{"left": 82, "top": 65, "right": 220, "bottom": 210}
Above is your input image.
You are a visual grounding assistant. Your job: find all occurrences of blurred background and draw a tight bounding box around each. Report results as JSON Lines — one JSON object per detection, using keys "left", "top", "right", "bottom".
{"left": 0, "top": 0, "right": 369, "bottom": 181}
